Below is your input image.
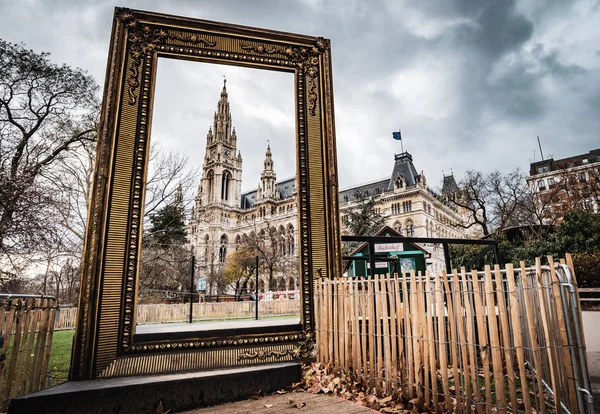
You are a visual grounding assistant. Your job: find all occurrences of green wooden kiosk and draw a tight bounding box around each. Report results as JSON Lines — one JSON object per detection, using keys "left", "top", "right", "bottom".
{"left": 346, "top": 226, "right": 430, "bottom": 277}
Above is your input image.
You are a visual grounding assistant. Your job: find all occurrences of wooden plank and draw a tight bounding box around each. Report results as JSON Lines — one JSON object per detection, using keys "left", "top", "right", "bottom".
{"left": 410, "top": 270, "right": 422, "bottom": 400}
{"left": 452, "top": 270, "right": 471, "bottom": 413}
{"left": 535, "top": 257, "right": 561, "bottom": 412}
{"left": 333, "top": 279, "right": 339, "bottom": 369}
{"left": 461, "top": 269, "right": 483, "bottom": 414}
{"left": 23, "top": 298, "right": 42, "bottom": 393}
{"left": 341, "top": 278, "right": 348, "bottom": 371}
{"left": 424, "top": 272, "right": 435, "bottom": 409}
{"left": 39, "top": 302, "right": 56, "bottom": 389}
{"left": 471, "top": 270, "right": 491, "bottom": 413}
{"left": 360, "top": 278, "right": 368, "bottom": 385}
{"left": 325, "top": 279, "right": 336, "bottom": 363}
{"left": 13, "top": 298, "right": 36, "bottom": 398}
{"left": 443, "top": 271, "right": 462, "bottom": 413}
{"left": 402, "top": 272, "right": 414, "bottom": 398}
{"left": 338, "top": 278, "right": 345, "bottom": 370}
{"left": 392, "top": 273, "right": 403, "bottom": 392}
{"left": 484, "top": 266, "right": 506, "bottom": 412}
{"left": 3, "top": 299, "right": 24, "bottom": 406}
{"left": 0, "top": 298, "right": 16, "bottom": 401}
{"left": 493, "top": 265, "right": 517, "bottom": 412}
{"left": 31, "top": 299, "right": 47, "bottom": 391}
{"left": 505, "top": 264, "right": 531, "bottom": 412}
{"left": 520, "top": 261, "right": 546, "bottom": 414}
{"left": 380, "top": 274, "right": 393, "bottom": 393}
{"left": 350, "top": 279, "right": 359, "bottom": 373}
{"left": 387, "top": 274, "right": 398, "bottom": 391}
{"left": 367, "top": 277, "right": 376, "bottom": 389}
{"left": 435, "top": 273, "right": 449, "bottom": 411}
{"left": 374, "top": 274, "right": 384, "bottom": 389}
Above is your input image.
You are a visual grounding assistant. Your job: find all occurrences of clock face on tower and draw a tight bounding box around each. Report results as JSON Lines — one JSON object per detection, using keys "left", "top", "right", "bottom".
{"left": 224, "top": 149, "right": 231, "bottom": 158}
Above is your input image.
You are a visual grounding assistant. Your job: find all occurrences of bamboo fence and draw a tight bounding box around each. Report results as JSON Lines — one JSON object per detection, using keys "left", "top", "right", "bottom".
{"left": 0, "top": 296, "right": 58, "bottom": 411}
{"left": 315, "top": 255, "right": 593, "bottom": 413}
{"left": 55, "top": 299, "right": 301, "bottom": 329}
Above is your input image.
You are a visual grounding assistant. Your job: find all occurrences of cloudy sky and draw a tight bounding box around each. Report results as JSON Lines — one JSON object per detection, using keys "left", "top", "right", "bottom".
{"left": 1, "top": 0, "right": 599, "bottom": 192}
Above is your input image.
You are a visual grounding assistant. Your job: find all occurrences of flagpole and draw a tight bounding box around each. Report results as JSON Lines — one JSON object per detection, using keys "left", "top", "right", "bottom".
{"left": 399, "top": 129, "right": 404, "bottom": 153}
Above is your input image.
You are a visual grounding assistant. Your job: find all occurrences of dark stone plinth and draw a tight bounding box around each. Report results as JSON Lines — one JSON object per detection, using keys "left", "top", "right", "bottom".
{"left": 9, "top": 362, "right": 302, "bottom": 414}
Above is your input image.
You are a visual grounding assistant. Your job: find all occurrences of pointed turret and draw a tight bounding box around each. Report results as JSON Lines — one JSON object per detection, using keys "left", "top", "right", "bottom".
{"left": 199, "top": 80, "right": 243, "bottom": 207}
{"left": 259, "top": 143, "right": 277, "bottom": 200}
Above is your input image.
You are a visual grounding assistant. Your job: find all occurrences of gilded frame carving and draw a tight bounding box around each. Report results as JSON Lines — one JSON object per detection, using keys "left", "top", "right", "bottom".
{"left": 70, "top": 8, "right": 342, "bottom": 380}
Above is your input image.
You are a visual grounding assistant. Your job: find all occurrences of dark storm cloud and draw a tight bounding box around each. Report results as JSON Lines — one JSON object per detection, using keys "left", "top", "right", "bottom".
{"left": 0, "top": 0, "right": 598, "bottom": 191}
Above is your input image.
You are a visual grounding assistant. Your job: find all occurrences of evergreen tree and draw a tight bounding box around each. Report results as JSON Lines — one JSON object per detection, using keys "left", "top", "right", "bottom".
{"left": 145, "top": 199, "right": 187, "bottom": 248}
{"left": 345, "top": 190, "right": 386, "bottom": 237}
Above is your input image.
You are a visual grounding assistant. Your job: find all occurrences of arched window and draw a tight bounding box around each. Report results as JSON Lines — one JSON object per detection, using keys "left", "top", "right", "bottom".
{"left": 221, "top": 170, "right": 231, "bottom": 201}
{"left": 218, "top": 234, "right": 228, "bottom": 263}
{"left": 287, "top": 224, "right": 295, "bottom": 256}
{"left": 393, "top": 221, "right": 402, "bottom": 233}
{"left": 406, "top": 220, "right": 414, "bottom": 237}
{"left": 207, "top": 170, "right": 214, "bottom": 201}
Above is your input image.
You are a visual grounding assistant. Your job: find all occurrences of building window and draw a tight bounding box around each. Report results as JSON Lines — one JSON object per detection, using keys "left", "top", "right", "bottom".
{"left": 579, "top": 172, "right": 587, "bottom": 182}
{"left": 221, "top": 170, "right": 231, "bottom": 201}
{"left": 405, "top": 220, "right": 414, "bottom": 237}
{"left": 218, "top": 235, "right": 228, "bottom": 263}
{"left": 547, "top": 177, "right": 555, "bottom": 188}
{"left": 537, "top": 179, "right": 546, "bottom": 191}
{"left": 537, "top": 165, "right": 550, "bottom": 174}
{"left": 207, "top": 170, "right": 214, "bottom": 200}
{"left": 582, "top": 158, "right": 589, "bottom": 164}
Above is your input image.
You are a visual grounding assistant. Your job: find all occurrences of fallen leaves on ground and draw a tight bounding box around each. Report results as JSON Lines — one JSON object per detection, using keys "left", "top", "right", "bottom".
{"left": 289, "top": 398, "right": 306, "bottom": 408}
{"left": 292, "top": 362, "right": 423, "bottom": 413}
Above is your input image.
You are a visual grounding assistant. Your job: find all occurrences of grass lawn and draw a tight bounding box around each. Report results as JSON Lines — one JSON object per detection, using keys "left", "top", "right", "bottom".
{"left": 47, "top": 330, "right": 74, "bottom": 385}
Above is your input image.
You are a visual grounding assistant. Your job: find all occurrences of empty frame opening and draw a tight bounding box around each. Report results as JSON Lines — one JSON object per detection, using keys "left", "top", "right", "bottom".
{"left": 135, "top": 57, "right": 300, "bottom": 335}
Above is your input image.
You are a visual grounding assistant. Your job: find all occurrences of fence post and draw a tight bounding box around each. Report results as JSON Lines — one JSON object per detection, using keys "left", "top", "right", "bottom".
{"left": 255, "top": 255, "right": 259, "bottom": 320}
{"left": 189, "top": 254, "right": 195, "bottom": 324}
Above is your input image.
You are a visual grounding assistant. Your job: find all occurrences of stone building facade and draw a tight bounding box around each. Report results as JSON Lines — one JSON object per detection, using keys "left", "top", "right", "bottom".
{"left": 339, "top": 153, "right": 470, "bottom": 273}
{"left": 189, "top": 83, "right": 472, "bottom": 291}
{"left": 189, "top": 83, "right": 299, "bottom": 294}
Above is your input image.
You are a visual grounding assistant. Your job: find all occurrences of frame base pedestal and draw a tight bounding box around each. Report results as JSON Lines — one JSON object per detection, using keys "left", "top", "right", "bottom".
{"left": 9, "top": 362, "right": 302, "bottom": 414}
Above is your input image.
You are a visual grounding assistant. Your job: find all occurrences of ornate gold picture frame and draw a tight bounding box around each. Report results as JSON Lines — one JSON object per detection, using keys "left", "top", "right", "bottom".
{"left": 70, "top": 8, "right": 341, "bottom": 380}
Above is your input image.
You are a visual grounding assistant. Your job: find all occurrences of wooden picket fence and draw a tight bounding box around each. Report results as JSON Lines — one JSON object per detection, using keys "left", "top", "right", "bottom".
{"left": 54, "top": 299, "right": 301, "bottom": 329}
{"left": 0, "top": 296, "right": 58, "bottom": 411}
{"left": 315, "top": 255, "right": 593, "bottom": 413}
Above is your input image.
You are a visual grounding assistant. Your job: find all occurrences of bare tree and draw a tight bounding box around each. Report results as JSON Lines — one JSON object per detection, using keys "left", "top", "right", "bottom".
{"left": 0, "top": 39, "right": 99, "bottom": 273}
{"left": 447, "top": 170, "right": 493, "bottom": 236}
{"left": 144, "top": 142, "right": 198, "bottom": 220}
{"left": 239, "top": 219, "right": 288, "bottom": 291}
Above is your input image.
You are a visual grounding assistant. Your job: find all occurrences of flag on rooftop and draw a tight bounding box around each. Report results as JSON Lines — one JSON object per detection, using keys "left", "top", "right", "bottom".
{"left": 392, "top": 130, "right": 402, "bottom": 141}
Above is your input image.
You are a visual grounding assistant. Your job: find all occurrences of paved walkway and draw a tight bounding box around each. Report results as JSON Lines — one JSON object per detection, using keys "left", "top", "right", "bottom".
{"left": 180, "top": 393, "right": 375, "bottom": 414}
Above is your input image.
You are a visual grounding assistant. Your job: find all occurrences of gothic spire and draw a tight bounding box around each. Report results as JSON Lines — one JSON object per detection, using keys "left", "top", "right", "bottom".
{"left": 210, "top": 78, "right": 233, "bottom": 145}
